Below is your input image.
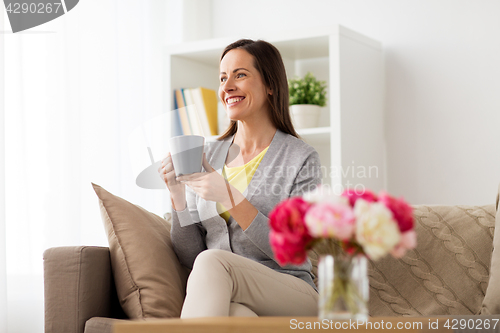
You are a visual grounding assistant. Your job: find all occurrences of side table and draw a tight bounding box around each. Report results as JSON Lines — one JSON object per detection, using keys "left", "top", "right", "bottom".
{"left": 114, "top": 316, "right": 453, "bottom": 333}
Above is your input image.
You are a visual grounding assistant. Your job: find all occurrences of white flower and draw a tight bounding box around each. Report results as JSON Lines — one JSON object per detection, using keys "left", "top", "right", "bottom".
{"left": 354, "top": 199, "right": 401, "bottom": 260}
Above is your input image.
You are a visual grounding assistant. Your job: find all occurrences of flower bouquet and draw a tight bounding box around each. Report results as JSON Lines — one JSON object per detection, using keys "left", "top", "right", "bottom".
{"left": 269, "top": 186, "right": 416, "bottom": 320}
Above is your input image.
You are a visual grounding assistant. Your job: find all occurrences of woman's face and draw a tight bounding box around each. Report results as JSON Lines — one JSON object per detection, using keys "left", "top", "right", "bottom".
{"left": 219, "top": 49, "right": 271, "bottom": 122}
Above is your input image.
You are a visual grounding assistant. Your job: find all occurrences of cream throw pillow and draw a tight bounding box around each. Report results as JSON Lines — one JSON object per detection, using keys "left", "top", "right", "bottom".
{"left": 92, "top": 183, "right": 188, "bottom": 318}
{"left": 370, "top": 204, "right": 495, "bottom": 316}
{"left": 481, "top": 183, "right": 500, "bottom": 314}
{"left": 309, "top": 204, "right": 496, "bottom": 315}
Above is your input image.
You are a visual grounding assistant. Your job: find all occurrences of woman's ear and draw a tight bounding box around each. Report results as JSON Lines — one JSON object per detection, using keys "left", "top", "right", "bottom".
{"left": 268, "top": 89, "right": 273, "bottom": 95}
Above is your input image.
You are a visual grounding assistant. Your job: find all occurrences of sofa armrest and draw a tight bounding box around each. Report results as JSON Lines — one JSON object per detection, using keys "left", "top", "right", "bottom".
{"left": 43, "top": 246, "right": 116, "bottom": 333}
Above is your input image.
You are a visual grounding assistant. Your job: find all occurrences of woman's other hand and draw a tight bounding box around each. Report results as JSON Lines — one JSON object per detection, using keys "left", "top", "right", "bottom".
{"left": 159, "top": 152, "right": 186, "bottom": 210}
{"left": 176, "top": 153, "right": 237, "bottom": 209}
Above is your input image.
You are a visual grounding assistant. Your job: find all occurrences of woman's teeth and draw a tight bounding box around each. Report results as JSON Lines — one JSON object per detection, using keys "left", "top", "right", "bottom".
{"left": 227, "top": 97, "right": 244, "bottom": 104}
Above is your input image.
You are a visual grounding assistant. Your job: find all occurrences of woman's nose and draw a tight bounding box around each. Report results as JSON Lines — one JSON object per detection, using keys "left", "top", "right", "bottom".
{"left": 222, "top": 77, "right": 236, "bottom": 93}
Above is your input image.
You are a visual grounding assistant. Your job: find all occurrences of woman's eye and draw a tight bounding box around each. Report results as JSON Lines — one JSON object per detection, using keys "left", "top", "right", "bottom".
{"left": 220, "top": 73, "right": 245, "bottom": 82}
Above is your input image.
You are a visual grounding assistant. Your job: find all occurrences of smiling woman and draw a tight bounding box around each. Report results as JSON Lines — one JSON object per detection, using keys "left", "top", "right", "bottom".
{"left": 159, "top": 39, "right": 323, "bottom": 318}
{"left": 218, "top": 39, "right": 298, "bottom": 142}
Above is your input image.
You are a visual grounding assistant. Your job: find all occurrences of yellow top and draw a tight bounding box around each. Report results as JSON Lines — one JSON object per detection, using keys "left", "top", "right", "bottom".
{"left": 217, "top": 146, "right": 269, "bottom": 222}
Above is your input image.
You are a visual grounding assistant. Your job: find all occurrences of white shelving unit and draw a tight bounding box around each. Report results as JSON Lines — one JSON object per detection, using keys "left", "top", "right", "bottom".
{"left": 164, "top": 25, "right": 385, "bottom": 193}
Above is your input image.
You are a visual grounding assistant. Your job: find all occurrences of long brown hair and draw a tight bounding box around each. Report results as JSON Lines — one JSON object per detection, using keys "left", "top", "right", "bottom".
{"left": 218, "top": 39, "right": 299, "bottom": 140}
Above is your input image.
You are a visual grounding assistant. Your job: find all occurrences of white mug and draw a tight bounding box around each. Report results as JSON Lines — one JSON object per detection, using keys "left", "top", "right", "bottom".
{"left": 169, "top": 135, "right": 205, "bottom": 177}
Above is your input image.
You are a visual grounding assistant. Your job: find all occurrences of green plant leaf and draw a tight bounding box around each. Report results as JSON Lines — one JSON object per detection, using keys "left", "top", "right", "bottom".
{"left": 288, "top": 72, "right": 327, "bottom": 107}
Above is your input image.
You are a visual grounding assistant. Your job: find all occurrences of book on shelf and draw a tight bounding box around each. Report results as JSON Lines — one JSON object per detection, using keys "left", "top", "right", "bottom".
{"left": 182, "top": 88, "right": 204, "bottom": 136}
{"left": 190, "top": 88, "right": 212, "bottom": 136}
{"left": 218, "top": 101, "right": 230, "bottom": 135}
{"left": 174, "top": 89, "right": 192, "bottom": 135}
{"left": 173, "top": 87, "right": 219, "bottom": 137}
{"left": 191, "top": 87, "right": 218, "bottom": 136}
{"left": 172, "top": 89, "right": 184, "bottom": 137}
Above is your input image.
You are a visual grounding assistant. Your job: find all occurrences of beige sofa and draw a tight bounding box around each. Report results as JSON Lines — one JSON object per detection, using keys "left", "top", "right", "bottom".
{"left": 43, "top": 184, "right": 500, "bottom": 333}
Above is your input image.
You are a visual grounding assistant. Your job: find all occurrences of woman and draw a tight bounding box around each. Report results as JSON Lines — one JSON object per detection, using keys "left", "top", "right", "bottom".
{"left": 159, "top": 39, "right": 322, "bottom": 318}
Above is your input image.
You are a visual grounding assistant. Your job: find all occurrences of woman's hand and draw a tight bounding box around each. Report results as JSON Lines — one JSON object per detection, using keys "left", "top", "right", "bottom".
{"left": 158, "top": 153, "right": 186, "bottom": 210}
{"left": 176, "top": 154, "right": 237, "bottom": 209}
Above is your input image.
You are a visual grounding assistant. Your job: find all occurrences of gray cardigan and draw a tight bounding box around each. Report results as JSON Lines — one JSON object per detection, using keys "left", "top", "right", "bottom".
{"left": 171, "top": 129, "right": 322, "bottom": 290}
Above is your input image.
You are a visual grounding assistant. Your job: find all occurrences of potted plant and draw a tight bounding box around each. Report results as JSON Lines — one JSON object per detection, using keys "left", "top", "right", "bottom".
{"left": 288, "top": 72, "right": 327, "bottom": 129}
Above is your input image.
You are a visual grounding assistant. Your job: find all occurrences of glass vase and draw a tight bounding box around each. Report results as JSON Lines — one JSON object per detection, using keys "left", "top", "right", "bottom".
{"left": 318, "top": 254, "right": 369, "bottom": 321}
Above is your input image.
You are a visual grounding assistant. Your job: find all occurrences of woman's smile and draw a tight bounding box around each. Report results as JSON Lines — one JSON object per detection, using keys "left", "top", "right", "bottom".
{"left": 226, "top": 96, "right": 245, "bottom": 107}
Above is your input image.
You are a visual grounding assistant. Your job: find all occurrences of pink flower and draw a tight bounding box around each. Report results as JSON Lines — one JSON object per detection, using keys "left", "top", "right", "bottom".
{"left": 269, "top": 231, "right": 308, "bottom": 265}
{"left": 378, "top": 192, "right": 414, "bottom": 232}
{"left": 390, "top": 230, "right": 417, "bottom": 258}
{"left": 304, "top": 202, "right": 355, "bottom": 240}
{"left": 269, "top": 197, "right": 312, "bottom": 265}
{"left": 342, "top": 188, "right": 378, "bottom": 208}
{"left": 269, "top": 197, "right": 311, "bottom": 243}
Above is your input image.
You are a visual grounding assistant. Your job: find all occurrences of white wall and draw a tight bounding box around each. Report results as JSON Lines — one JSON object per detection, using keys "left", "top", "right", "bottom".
{"left": 3, "top": 1, "right": 170, "bottom": 332}
{"left": 210, "top": 0, "right": 500, "bottom": 205}
{"left": 1, "top": 6, "right": 7, "bottom": 332}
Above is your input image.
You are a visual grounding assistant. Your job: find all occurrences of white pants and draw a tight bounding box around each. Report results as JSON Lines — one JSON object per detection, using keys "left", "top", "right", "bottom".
{"left": 180, "top": 249, "right": 318, "bottom": 318}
